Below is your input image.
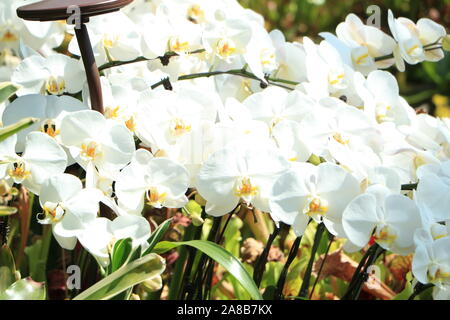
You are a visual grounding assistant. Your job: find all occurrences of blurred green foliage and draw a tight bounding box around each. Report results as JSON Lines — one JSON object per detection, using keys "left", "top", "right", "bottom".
{"left": 240, "top": 0, "right": 450, "bottom": 114}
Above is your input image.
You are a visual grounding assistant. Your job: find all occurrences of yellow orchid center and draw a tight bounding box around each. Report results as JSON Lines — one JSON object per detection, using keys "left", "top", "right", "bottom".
{"left": 304, "top": 197, "right": 329, "bottom": 216}
{"left": 333, "top": 132, "right": 349, "bottom": 145}
{"left": 413, "top": 155, "right": 427, "bottom": 170}
{"left": 146, "top": 187, "right": 167, "bottom": 208}
{"left": 102, "top": 33, "right": 119, "bottom": 49}
{"left": 187, "top": 4, "right": 205, "bottom": 24}
{"left": 374, "top": 225, "right": 397, "bottom": 245}
{"left": 355, "top": 52, "right": 370, "bottom": 65}
{"left": 105, "top": 106, "right": 121, "bottom": 119}
{"left": 169, "top": 36, "right": 190, "bottom": 53}
{"left": 407, "top": 44, "right": 421, "bottom": 56}
{"left": 125, "top": 117, "right": 136, "bottom": 132}
{"left": 235, "top": 177, "right": 258, "bottom": 199}
{"left": 217, "top": 38, "right": 236, "bottom": 58}
{"left": 81, "top": 141, "right": 101, "bottom": 161}
{"left": 170, "top": 118, "right": 191, "bottom": 137}
{"left": 329, "top": 73, "right": 345, "bottom": 86}
{"left": 40, "top": 120, "right": 60, "bottom": 138}
{"left": 46, "top": 76, "right": 66, "bottom": 95}
{"left": 375, "top": 103, "right": 392, "bottom": 123}
{"left": 1, "top": 30, "right": 18, "bottom": 42}
{"left": 428, "top": 266, "right": 450, "bottom": 283}
{"left": 8, "top": 161, "right": 31, "bottom": 181}
{"left": 41, "top": 203, "right": 65, "bottom": 223}
{"left": 260, "top": 48, "right": 277, "bottom": 68}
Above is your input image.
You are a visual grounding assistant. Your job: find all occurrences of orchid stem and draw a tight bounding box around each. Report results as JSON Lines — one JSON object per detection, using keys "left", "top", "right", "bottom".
{"left": 408, "top": 282, "right": 434, "bottom": 300}
{"left": 298, "top": 222, "right": 325, "bottom": 298}
{"left": 275, "top": 233, "right": 302, "bottom": 300}
{"left": 342, "top": 243, "right": 384, "bottom": 300}
{"left": 309, "top": 234, "right": 334, "bottom": 299}
{"left": 253, "top": 225, "right": 281, "bottom": 288}
{"left": 202, "top": 212, "right": 234, "bottom": 299}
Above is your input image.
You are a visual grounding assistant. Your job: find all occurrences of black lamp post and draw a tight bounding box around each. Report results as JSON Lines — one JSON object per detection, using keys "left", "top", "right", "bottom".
{"left": 16, "top": 0, "right": 134, "bottom": 114}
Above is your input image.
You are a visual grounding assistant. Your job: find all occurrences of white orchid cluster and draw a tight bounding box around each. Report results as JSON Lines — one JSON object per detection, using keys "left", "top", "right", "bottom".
{"left": 1, "top": 0, "right": 450, "bottom": 298}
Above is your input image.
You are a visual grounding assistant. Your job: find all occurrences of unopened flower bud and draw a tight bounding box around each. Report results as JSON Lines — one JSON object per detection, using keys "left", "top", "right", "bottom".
{"left": 443, "top": 35, "right": 450, "bottom": 51}
{"left": 191, "top": 212, "right": 204, "bottom": 227}
{"left": 142, "top": 275, "right": 163, "bottom": 292}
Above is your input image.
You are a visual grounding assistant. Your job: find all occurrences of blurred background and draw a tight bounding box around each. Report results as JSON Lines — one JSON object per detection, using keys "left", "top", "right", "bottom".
{"left": 239, "top": 0, "right": 450, "bottom": 116}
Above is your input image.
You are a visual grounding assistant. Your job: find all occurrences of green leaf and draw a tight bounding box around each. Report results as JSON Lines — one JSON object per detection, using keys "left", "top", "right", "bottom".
{"left": 0, "top": 278, "right": 46, "bottom": 300}
{"left": 154, "top": 240, "right": 263, "bottom": 300}
{"left": 0, "top": 206, "right": 17, "bottom": 217}
{"left": 24, "top": 226, "right": 52, "bottom": 282}
{"left": 261, "top": 261, "right": 283, "bottom": 288}
{"left": 0, "top": 82, "right": 18, "bottom": 104}
{"left": 73, "top": 253, "right": 165, "bottom": 300}
{"left": 394, "top": 273, "right": 414, "bottom": 300}
{"left": 0, "top": 245, "right": 17, "bottom": 293}
{"left": 182, "top": 200, "right": 202, "bottom": 216}
{"left": 0, "top": 117, "right": 38, "bottom": 143}
{"left": 110, "top": 238, "right": 133, "bottom": 273}
{"left": 143, "top": 218, "right": 172, "bottom": 255}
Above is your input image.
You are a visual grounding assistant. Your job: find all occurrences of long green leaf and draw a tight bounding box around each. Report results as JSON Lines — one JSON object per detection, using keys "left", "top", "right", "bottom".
{"left": 0, "top": 117, "right": 38, "bottom": 143}
{"left": 73, "top": 253, "right": 165, "bottom": 300}
{"left": 0, "top": 82, "right": 18, "bottom": 104}
{"left": 154, "top": 240, "right": 263, "bottom": 300}
{"left": 110, "top": 238, "right": 133, "bottom": 273}
{"left": 143, "top": 218, "right": 172, "bottom": 255}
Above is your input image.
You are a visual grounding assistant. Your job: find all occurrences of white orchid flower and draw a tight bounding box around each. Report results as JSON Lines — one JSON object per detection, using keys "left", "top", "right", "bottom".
{"left": 0, "top": 132, "right": 67, "bottom": 195}
{"left": 0, "top": 0, "right": 63, "bottom": 52}
{"left": 269, "top": 30, "right": 308, "bottom": 84}
{"left": 37, "top": 173, "right": 103, "bottom": 250}
{"left": 415, "top": 161, "right": 450, "bottom": 222}
{"left": 342, "top": 185, "right": 422, "bottom": 255}
{"left": 77, "top": 215, "right": 152, "bottom": 267}
{"left": 69, "top": 12, "right": 141, "bottom": 65}
{"left": 59, "top": 110, "right": 135, "bottom": 174}
{"left": 198, "top": 142, "right": 290, "bottom": 216}
{"left": 360, "top": 166, "right": 402, "bottom": 194}
{"left": 243, "top": 22, "right": 278, "bottom": 81}
{"left": 400, "top": 113, "right": 449, "bottom": 160}
{"left": 11, "top": 53, "right": 85, "bottom": 96}
{"left": 140, "top": 9, "right": 202, "bottom": 59}
{"left": 2, "top": 94, "right": 89, "bottom": 152}
{"left": 135, "top": 84, "right": 218, "bottom": 151}
{"left": 87, "top": 77, "right": 140, "bottom": 134}
{"left": 333, "top": 13, "right": 397, "bottom": 74}
{"left": 202, "top": 17, "right": 252, "bottom": 63}
{"left": 413, "top": 237, "right": 450, "bottom": 287}
{"left": 270, "top": 162, "right": 360, "bottom": 237}
{"left": 115, "top": 149, "right": 190, "bottom": 215}
{"left": 299, "top": 97, "right": 378, "bottom": 162}
{"left": 303, "top": 37, "right": 355, "bottom": 100}
{"left": 354, "top": 70, "right": 416, "bottom": 125}
{"left": 388, "top": 10, "right": 446, "bottom": 67}
{"left": 381, "top": 144, "right": 440, "bottom": 185}
{"left": 272, "top": 120, "right": 311, "bottom": 163}
{"left": 242, "top": 86, "right": 315, "bottom": 128}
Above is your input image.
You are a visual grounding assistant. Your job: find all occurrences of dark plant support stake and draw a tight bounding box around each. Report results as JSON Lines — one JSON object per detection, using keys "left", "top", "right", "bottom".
{"left": 16, "top": 0, "right": 134, "bottom": 114}
{"left": 74, "top": 23, "right": 103, "bottom": 112}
